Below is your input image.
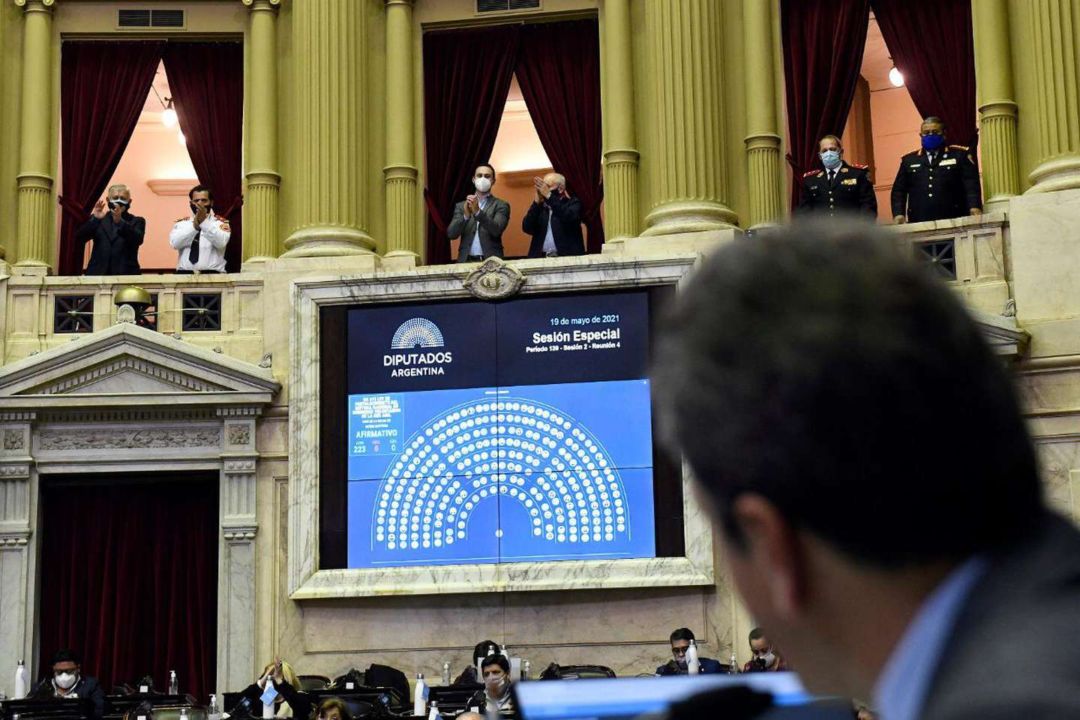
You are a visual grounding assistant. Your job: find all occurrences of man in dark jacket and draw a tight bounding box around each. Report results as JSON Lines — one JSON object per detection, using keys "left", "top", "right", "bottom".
{"left": 75, "top": 184, "right": 145, "bottom": 275}
{"left": 655, "top": 627, "right": 729, "bottom": 676}
{"left": 891, "top": 116, "right": 982, "bottom": 224}
{"left": 522, "top": 172, "right": 585, "bottom": 258}
{"left": 33, "top": 649, "right": 106, "bottom": 719}
{"left": 798, "top": 135, "right": 877, "bottom": 219}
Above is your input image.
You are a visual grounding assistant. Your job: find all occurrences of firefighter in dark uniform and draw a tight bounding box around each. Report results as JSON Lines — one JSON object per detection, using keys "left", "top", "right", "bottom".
{"left": 798, "top": 135, "right": 877, "bottom": 219}
{"left": 891, "top": 116, "right": 982, "bottom": 224}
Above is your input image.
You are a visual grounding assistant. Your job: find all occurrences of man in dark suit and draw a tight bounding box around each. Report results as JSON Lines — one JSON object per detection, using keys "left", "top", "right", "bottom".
{"left": 75, "top": 184, "right": 145, "bottom": 275}
{"left": 653, "top": 218, "right": 1080, "bottom": 719}
{"left": 32, "top": 649, "right": 106, "bottom": 719}
{"left": 655, "top": 627, "right": 729, "bottom": 676}
{"left": 448, "top": 164, "right": 510, "bottom": 262}
{"left": 798, "top": 135, "right": 877, "bottom": 219}
{"left": 522, "top": 172, "right": 585, "bottom": 258}
{"left": 892, "top": 116, "right": 982, "bottom": 224}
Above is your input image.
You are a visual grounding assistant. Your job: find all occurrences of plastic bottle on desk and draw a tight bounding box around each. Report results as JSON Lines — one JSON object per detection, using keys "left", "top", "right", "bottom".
{"left": 208, "top": 694, "right": 221, "bottom": 720}
{"left": 729, "top": 652, "right": 739, "bottom": 674}
{"left": 427, "top": 700, "right": 441, "bottom": 720}
{"left": 262, "top": 679, "right": 276, "bottom": 720}
{"left": 687, "top": 639, "right": 701, "bottom": 675}
{"left": 522, "top": 660, "right": 531, "bottom": 681}
{"left": 168, "top": 670, "right": 179, "bottom": 695}
{"left": 179, "top": 707, "right": 189, "bottom": 720}
{"left": 14, "top": 659, "right": 27, "bottom": 699}
{"left": 441, "top": 662, "right": 451, "bottom": 686}
{"left": 413, "top": 672, "right": 427, "bottom": 717}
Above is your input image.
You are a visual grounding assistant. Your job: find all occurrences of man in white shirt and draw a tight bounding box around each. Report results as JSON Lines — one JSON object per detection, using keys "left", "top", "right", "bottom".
{"left": 170, "top": 184, "right": 230, "bottom": 274}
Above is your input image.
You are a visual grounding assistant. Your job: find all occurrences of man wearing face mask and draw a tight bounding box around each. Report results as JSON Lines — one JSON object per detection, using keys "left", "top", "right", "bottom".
{"left": 655, "top": 627, "right": 728, "bottom": 676}
{"left": 742, "top": 628, "right": 788, "bottom": 673}
{"left": 891, "top": 116, "right": 982, "bottom": 224}
{"left": 523, "top": 172, "right": 585, "bottom": 258}
{"left": 170, "top": 184, "right": 231, "bottom": 274}
{"left": 75, "top": 184, "right": 145, "bottom": 275}
{"left": 448, "top": 164, "right": 510, "bottom": 262}
{"left": 798, "top": 136, "right": 877, "bottom": 219}
{"left": 32, "top": 649, "right": 106, "bottom": 719}
{"left": 480, "top": 654, "right": 514, "bottom": 715}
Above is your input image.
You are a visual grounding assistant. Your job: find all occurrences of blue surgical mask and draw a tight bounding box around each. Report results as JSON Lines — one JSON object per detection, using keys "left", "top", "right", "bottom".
{"left": 820, "top": 150, "right": 841, "bottom": 170}
{"left": 921, "top": 133, "right": 945, "bottom": 151}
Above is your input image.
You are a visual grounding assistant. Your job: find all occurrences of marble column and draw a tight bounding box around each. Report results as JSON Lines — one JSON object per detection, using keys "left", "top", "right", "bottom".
{"left": 218, "top": 411, "right": 259, "bottom": 693}
{"left": 14, "top": 0, "right": 55, "bottom": 272}
{"left": 1022, "top": 0, "right": 1080, "bottom": 193}
{"left": 742, "top": 0, "right": 783, "bottom": 228}
{"left": 601, "top": 0, "right": 640, "bottom": 244}
{"left": 283, "top": 0, "right": 375, "bottom": 257}
{"left": 241, "top": 0, "right": 281, "bottom": 264}
{"left": 641, "top": 0, "right": 738, "bottom": 237}
{"left": 382, "top": 0, "right": 420, "bottom": 267}
{"left": 0, "top": 418, "right": 35, "bottom": 685}
{"left": 972, "top": 0, "right": 1020, "bottom": 207}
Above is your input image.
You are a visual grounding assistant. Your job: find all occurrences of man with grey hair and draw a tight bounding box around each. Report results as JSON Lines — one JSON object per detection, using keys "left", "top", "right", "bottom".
{"left": 652, "top": 218, "right": 1080, "bottom": 719}
{"left": 523, "top": 171, "right": 584, "bottom": 258}
{"left": 75, "top": 183, "right": 145, "bottom": 275}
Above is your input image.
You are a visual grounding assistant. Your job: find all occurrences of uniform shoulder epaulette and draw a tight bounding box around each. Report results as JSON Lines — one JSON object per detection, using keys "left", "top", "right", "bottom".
{"left": 176, "top": 216, "right": 189, "bottom": 223}
{"left": 850, "top": 162, "right": 869, "bottom": 170}
{"left": 948, "top": 144, "right": 969, "bottom": 151}
{"left": 803, "top": 169, "right": 821, "bottom": 178}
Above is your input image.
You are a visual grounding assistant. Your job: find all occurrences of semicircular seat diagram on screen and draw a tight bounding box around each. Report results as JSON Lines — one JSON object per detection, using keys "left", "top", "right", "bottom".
{"left": 346, "top": 382, "right": 657, "bottom": 568}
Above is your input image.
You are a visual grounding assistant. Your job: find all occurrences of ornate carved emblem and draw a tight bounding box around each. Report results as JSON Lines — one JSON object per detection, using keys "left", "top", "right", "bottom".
{"left": 462, "top": 257, "right": 526, "bottom": 300}
{"left": 227, "top": 424, "right": 251, "bottom": 446}
{"left": 3, "top": 430, "right": 24, "bottom": 451}
{"left": 116, "top": 304, "right": 137, "bottom": 325}
{"left": 38, "top": 427, "right": 221, "bottom": 451}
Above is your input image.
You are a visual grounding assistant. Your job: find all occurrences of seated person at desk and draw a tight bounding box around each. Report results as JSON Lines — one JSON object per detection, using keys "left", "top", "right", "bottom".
{"left": 742, "top": 628, "right": 788, "bottom": 673}
{"left": 481, "top": 655, "right": 514, "bottom": 715}
{"left": 453, "top": 639, "right": 500, "bottom": 685}
{"left": 656, "top": 627, "right": 727, "bottom": 675}
{"left": 239, "top": 659, "right": 312, "bottom": 719}
{"left": 314, "top": 697, "right": 349, "bottom": 720}
{"left": 31, "top": 649, "right": 106, "bottom": 719}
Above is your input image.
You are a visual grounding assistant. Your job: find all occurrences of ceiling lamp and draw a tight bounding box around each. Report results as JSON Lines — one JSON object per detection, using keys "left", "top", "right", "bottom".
{"left": 162, "top": 99, "right": 178, "bottom": 128}
{"left": 888, "top": 66, "right": 904, "bottom": 87}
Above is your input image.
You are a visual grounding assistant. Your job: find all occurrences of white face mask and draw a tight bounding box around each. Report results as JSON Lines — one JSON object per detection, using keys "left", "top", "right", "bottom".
{"left": 55, "top": 672, "right": 78, "bottom": 690}
{"left": 473, "top": 177, "right": 492, "bottom": 193}
{"left": 757, "top": 651, "right": 776, "bottom": 667}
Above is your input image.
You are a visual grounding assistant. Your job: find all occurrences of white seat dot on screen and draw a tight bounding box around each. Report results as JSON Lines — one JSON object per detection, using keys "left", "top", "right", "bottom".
{"left": 533, "top": 528, "right": 542, "bottom": 536}
{"left": 457, "top": 530, "right": 466, "bottom": 539}
{"left": 388, "top": 542, "right": 396, "bottom": 549}
{"left": 495, "top": 528, "right": 504, "bottom": 538}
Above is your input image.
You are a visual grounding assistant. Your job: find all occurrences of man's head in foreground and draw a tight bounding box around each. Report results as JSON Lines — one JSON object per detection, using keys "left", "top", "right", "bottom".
{"left": 653, "top": 219, "right": 1043, "bottom": 698}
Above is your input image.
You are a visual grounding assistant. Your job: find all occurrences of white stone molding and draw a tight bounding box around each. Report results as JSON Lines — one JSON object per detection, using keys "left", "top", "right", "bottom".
{"left": 288, "top": 254, "right": 716, "bottom": 598}
{"left": 0, "top": 321, "right": 279, "bottom": 695}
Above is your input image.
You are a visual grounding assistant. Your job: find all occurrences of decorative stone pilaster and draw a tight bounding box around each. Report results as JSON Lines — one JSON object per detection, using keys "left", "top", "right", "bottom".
{"left": 973, "top": 0, "right": 1020, "bottom": 208}
{"left": 0, "top": 416, "right": 35, "bottom": 687}
{"left": 742, "top": 0, "right": 783, "bottom": 228}
{"left": 383, "top": 0, "right": 420, "bottom": 268}
{"left": 641, "top": 0, "right": 738, "bottom": 236}
{"left": 601, "top": 0, "right": 640, "bottom": 245}
{"left": 218, "top": 408, "right": 259, "bottom": 693}
{"left": 283, "top": 0, "right": 375, "bottom": 257}
{"left": 14, "top": 0, "right": 56, "bottom": 273}
{"left": 241, "top": 0, "right": 282, "bottom": 264}
{"left": 1023, "top": 0, "right": 1080, "bottom": 193}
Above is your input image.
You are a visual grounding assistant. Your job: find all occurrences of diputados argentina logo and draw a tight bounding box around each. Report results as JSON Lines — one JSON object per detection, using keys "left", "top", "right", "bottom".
{"left": 384, "top": 317, "right": 453, "bottom": 377}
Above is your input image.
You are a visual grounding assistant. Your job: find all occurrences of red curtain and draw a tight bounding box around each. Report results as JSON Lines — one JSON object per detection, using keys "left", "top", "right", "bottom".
{"left": 58, "top": 41, "right": 165, "bottom": 276}
{"left": 163, "top": 42, "right": 244, "bottom": 272}
{"left": 422, "top": 26, "right": 520, "bottom": 265}
{"left": 39, "top": 476, "right": 218, "bottom": 700}
{"left": 515, "top": 19, "right": 605, "bottom": 253}
{"left": 871, "top": 0, "right": 978, "bottom": 148}
{"left": 781, "top": 0, "right": 871, "bottom": 209}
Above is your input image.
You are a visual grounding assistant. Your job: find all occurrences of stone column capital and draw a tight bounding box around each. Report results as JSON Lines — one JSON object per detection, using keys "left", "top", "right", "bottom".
{"left": 241, "top": 0, "right": 281, "bottom": 9}
{"left": 13, "top": 0, "right": 55, "bottom": 10}
{"left": 385, "top": 0, "right": 415, "bottom": 7}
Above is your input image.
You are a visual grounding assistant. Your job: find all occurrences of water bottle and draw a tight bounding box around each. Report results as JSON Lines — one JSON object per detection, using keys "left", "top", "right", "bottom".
{"left": 413, "top": 672, "right": 427, "bottom": 717}
{"left": 441, "top": 662, "right": 451, "bottom": 686}
{"left": 179, "top": 708, "right": 189, "bottom": 720}
{"left": 262, "top": 678, "right": 276, "bottom": 720}
{"left": 208, "top": 694, "right": 221, "bottom": 720}
{"left": 687, "top": 639, "right": 701, "bottom": 675}
{"left": 729, "top": 652, "right": 739, "bottom": 674}
{"left": 168, "top": 670, "right": 179, "bottom": 695}
{"left": 427, "top": 700, "right": 440, "bottom": 720}
{"left": 14, "top": 659, "right": 28, "bottom": 699}
{"left": 522, "top": 660, "right": 531, "bottom": 681}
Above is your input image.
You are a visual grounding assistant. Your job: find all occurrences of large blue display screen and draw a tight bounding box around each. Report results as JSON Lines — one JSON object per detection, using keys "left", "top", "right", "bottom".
{"left": 345, "top": 291, "right": 657, "bottom": 568}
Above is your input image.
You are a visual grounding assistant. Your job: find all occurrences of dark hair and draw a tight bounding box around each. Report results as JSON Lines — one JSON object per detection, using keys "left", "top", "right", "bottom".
{"left": 317, "top": 697, "right": 350, "bottom": 720}
{"left": 480, "top": 654, "right": 510, "bottom": 674}
{"left": 189, "top": 184, "right": 213, "bottom": 201}
{"left": 748, "top": 628, "right": 766, "bottom": 643}
{"left": 52, "top": 649, "right": 81, "bottom": 665}
{"left": 473, "top": 640, "right": 499, "bottom": 664}
{"left": 653, "top": 218, "right": 1043, "bottom": 568}
{"left": 670, "top": 627, "right": 696, "bottom": 644}
{"left": 475, "top": 163, "right": 496, "bottom": 179}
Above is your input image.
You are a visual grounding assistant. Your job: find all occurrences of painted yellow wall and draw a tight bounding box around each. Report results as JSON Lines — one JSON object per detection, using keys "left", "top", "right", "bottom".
{"left": 0, "top": 1, "right": 23, "bottom": 259}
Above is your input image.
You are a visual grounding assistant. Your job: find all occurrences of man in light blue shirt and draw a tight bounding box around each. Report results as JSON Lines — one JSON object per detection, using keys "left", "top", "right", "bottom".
{"left": 448, "top": 164, "right": 511, "bottom": 263}
{"left": 653, "top": 219, "right": 1080, "bottom": 719}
